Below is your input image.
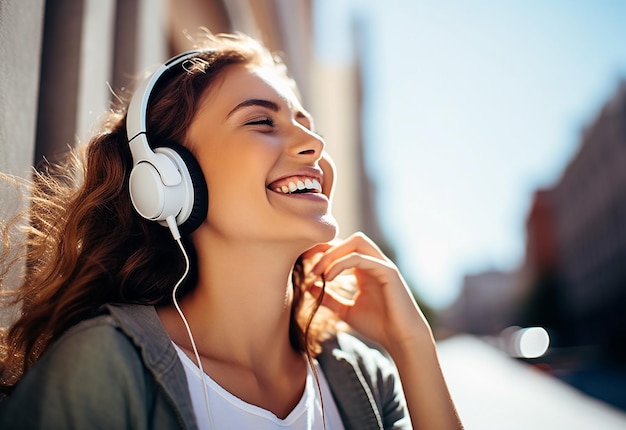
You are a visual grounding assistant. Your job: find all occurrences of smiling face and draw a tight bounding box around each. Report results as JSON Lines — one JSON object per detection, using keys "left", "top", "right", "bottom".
{"left": 185, "top": 63, "right": 338, "bottom": 247}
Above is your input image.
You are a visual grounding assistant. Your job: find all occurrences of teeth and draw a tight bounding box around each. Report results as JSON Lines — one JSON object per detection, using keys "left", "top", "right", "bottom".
{"left": 272, "top": 177, "right": 322, "bottom": 194}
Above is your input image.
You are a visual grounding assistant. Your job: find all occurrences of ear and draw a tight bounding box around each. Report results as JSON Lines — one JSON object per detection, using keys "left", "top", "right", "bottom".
{"left": 319, "top": 151, "right": 336, "bottom": 202}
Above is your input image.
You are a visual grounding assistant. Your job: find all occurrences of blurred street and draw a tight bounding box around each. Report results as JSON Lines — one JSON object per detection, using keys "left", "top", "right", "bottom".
{"left": 437, "top": 335, "right": 626, "bottom": 430}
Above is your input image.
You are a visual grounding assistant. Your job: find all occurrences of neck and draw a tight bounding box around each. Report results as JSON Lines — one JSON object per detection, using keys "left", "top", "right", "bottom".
{"left": 161, "top": 229, "right": 308, "bottom": 370}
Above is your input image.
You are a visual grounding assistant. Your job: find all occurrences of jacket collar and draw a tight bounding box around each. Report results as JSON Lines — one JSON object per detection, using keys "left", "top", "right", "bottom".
{"left": 104, "top": 304, "right": 198, "bottom": 430}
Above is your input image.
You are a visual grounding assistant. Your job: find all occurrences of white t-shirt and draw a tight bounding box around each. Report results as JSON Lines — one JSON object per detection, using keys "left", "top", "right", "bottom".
{"left": 173, "top": 343, "right": 345, "bottom": 430}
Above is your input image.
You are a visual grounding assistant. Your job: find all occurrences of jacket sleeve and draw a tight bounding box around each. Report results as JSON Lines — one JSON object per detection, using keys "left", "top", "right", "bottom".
{"left": 0, "top": 318, "right": 156, "bottom": 430}
{"left": 320, "top": 331, "right": 412, "bottom": 430}
{"left": 345, "top": 333, "right": 412, "bottom": 429}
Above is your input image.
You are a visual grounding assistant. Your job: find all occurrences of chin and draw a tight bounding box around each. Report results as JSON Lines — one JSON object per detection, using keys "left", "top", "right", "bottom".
{"left": 308, "top": 214, "right": 339, "bottom": 243}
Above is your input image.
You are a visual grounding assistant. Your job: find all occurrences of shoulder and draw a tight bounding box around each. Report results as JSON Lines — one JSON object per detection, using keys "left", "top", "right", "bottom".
{"left": 7, "top": 312, "right": 149, "bottom": 396}
{"left": 27, "top": 303, "right": 177, "bottom": 388}
{"left": 0, "top": 309, "right": 157, "bottom": 428}
{"left": 42, "top": 312, "right": 146, "bottom": 376}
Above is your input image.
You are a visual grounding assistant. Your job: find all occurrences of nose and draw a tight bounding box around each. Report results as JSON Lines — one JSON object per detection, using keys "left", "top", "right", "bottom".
{"left": 289, "top": 121, "right": 325, "bottom": 159}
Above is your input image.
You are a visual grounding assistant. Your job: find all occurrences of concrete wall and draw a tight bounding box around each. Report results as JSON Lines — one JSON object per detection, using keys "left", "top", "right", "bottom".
{"left": 0, "top": 0, "right": 45, "bottom": 327}
{"left": 0, "top": 0, "right": 44, "bottom": 178}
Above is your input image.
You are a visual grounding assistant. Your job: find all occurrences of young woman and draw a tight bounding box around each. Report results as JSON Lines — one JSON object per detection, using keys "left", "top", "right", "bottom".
{"left": 0, "top": 32, "right": 462, "bottom": 429}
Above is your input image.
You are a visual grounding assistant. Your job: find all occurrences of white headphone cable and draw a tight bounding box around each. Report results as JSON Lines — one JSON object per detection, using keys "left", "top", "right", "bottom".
{"left": 172, "top": 233, "right": 216, "bottom": 430}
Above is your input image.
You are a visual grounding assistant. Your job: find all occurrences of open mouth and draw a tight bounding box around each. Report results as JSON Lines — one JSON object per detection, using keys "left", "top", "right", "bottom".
{"left": 268, "top": 176, "right": 322, "bottom": 195}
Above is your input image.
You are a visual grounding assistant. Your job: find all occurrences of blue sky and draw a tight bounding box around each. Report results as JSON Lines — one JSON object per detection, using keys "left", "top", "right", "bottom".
{"left": 315, "top": 0, "right": 626, "bottom": 309}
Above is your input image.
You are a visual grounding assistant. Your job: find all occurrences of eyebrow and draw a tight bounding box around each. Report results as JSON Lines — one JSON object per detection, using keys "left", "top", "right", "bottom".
{"left": 226, "top": 99, "right": 280, "bottom": 118}
{"left": 226, "top": 97, "right": 314, "bottom": 129}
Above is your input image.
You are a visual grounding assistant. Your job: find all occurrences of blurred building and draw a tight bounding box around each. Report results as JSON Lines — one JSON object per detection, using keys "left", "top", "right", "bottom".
{"left": 515, "top": 188, "right": 568, "bottom": 343}
{"left": 548, "top": 80, "right": 626, "bottom": 359}
{"left": 442, "top": 80, "right": 626, "bottom": 362}
{"left": 439, "top": 192, "right": 557, "bottom": 339}
{"left": 524, "top": 189, "right": 558, "bottom": 275}
{"left": 441, "top": 269, "right": 521, "bottom": 337}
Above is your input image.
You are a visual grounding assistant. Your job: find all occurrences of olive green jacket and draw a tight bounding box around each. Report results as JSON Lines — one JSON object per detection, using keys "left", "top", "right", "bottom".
{"left": 0, "top": 304, "right": 410, "bottom": 429}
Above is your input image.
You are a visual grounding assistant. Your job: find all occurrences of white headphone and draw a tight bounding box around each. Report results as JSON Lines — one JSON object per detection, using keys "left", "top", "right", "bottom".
{"left": 126, "top": 51, "right": 209, "bottom": 239}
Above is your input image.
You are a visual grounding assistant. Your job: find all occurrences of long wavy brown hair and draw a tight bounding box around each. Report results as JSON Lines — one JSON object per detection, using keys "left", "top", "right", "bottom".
{"left": 0, "top": 32, "right": 334, "bottom": 394}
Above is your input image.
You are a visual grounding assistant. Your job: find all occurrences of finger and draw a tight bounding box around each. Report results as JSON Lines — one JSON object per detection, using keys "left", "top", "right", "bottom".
{"left": 306, "top": 278, "right": 355, "bottom": 317}
{"left": 312, "top": 232, "right": 387, "bottom": 275}
{"left": 323, "top": 252, "right": 392, "bottom": 283}
{"left": 301, "top": 240, "right": 338, "bottom": 260}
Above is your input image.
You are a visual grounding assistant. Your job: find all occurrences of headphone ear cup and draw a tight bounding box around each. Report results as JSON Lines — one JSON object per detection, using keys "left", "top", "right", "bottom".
{"left": 155, "top": 143, "right": 208, "bottom": 235}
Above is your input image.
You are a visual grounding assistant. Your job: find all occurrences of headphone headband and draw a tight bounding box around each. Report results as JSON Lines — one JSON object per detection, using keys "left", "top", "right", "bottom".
{"left": 126, "top": 50, "right": 202, "bottom": 164}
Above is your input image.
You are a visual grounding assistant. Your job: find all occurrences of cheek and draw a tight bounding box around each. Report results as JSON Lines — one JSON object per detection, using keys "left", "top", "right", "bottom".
{"left": 200, "top": 142, "right": 280, "bottom": 193}
{"left": 201, "top": 160, "right": 271, "bottom": 223}
{"left": 204, "top": 187, "right": 267, "bottom": 237}
{"left": 193, "top": 136, "right": 281, "bottom": 227}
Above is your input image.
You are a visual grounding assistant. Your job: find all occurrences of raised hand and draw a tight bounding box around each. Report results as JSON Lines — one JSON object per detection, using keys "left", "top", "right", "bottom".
{"left": 303, "top": 232, "right": 464, "bottom": 429}
{"left": 302, "top": 231, "right": 432, "bottom": 354}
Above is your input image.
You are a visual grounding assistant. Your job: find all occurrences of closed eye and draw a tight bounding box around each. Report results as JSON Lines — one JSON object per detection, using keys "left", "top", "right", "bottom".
{"left": 246, "top": 117, "right": 274, "bottom": 127}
